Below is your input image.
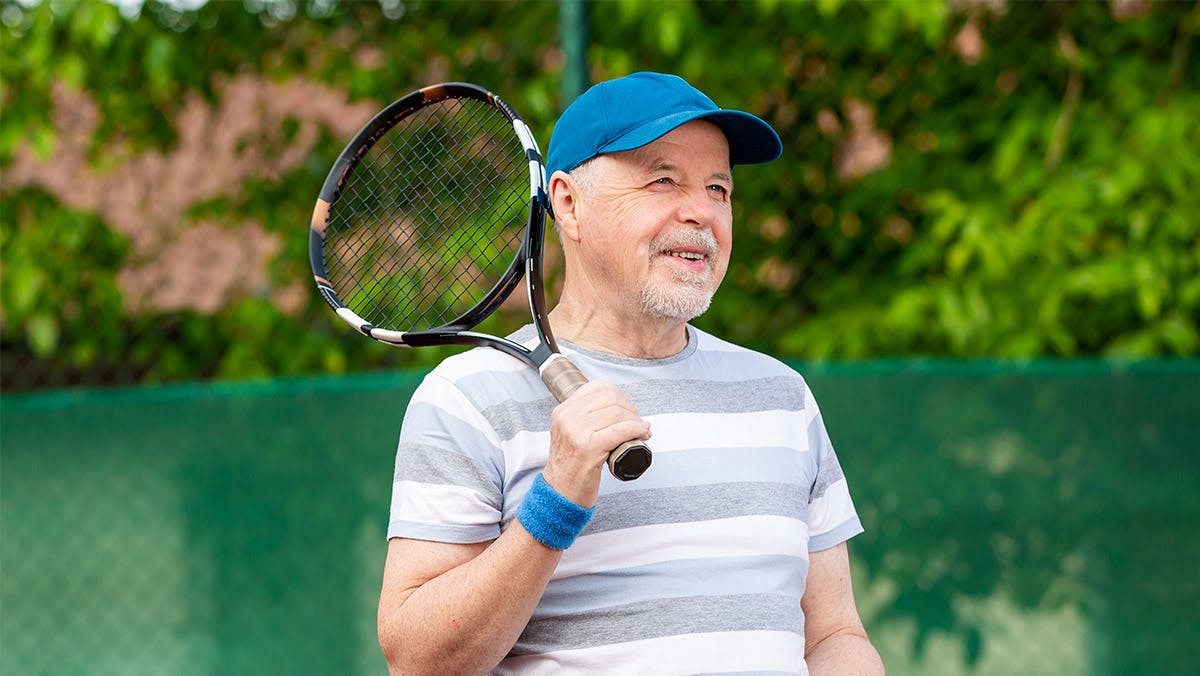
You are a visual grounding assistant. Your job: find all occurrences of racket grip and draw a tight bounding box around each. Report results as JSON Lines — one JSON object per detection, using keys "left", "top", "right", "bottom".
{"left": 540, "top": 355, "right": 653, "bottom": 482}
{"left": 541, "top": 354, "right": 589, "bottom": 401}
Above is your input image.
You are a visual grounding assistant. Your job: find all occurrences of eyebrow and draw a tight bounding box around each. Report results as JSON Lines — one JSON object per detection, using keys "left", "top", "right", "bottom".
{"left": 643, "top": 159, "right": 733, "bottom": 185}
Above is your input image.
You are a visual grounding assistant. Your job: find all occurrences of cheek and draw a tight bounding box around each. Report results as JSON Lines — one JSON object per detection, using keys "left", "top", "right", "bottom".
{"left": 605, "top": 201, "right": 660, "bottom": 253}
{"left": 714, "top": 213, "right": 734, "bottom": 250}
{"left": 580, "top": 202, "right": 652, "bottom": 273}
{"left": 584, "top": 189, "right": 639, "bottom": 231}
{"left": 713, "top": 218, "right": 733, "bottom": 277}
{"left": 712, "top": 252, "right": 731, "bottom": 285}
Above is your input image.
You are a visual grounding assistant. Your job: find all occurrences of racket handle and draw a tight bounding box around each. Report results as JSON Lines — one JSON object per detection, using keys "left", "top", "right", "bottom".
{"left": 541, "top": 354, "right": 589, "bottom": 401}
{"left": 540, "top": 355, "right": 653, "bottom": 481}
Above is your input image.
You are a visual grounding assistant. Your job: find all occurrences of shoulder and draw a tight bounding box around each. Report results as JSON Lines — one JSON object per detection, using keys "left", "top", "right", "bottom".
{"left": 427, "top": 346, "right": 528, "bottom": 385}
{"left": 420, "top": 324, "right": 536, "bottom": 387}
{"left": 684, "top": 326, "right": 813, "bottom": 413}
{"left": 418, "top": 342, "right": 546, "bottom": 414}
{"left": 690, "top": 326, "right": 805, "bottom": 382}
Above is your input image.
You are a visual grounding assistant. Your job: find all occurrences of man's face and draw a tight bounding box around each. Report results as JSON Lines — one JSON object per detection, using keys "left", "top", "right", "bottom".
{"left": 571, "top": 120, "right": 734, "bottom": 323}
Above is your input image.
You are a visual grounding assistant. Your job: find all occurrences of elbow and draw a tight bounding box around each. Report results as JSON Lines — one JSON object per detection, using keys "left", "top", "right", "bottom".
{"left": 377, "top": 622, "right": 402, "bottom": 674}
{"left": 378, "top": 593, "right": 417, "bottom": 675}
{"left": 378, "top": 630, "right": 430, "bottom": 676}
{"left": 378, "top": 640, "right": 420, "bottom": 676}
{"left": 804, "top": 629, "right": 884, "bottom": 676}
{"left": 377, "top": 625, "right": 454, "bottom": 676}
{"left": 378, "top": 613, "right": 417, "bottom": 675}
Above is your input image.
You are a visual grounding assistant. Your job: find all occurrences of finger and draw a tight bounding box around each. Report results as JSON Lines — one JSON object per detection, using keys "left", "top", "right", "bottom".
{"left": 551, "top": 402, "right": 646, "bottom": 443}
{"left": 587, "top": 420, "right": 654, "bottom": 458}
{"left": 560, "top": 381, "right": 640, "bottom": 416}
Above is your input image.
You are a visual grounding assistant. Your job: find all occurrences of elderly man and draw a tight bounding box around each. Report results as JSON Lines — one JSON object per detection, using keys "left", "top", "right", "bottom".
{"left": 377, "top": 72, "right": 882, "bottom": 675}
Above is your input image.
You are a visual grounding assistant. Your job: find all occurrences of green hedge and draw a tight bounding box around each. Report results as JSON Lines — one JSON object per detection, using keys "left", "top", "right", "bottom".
{"left": 2, "top": 0, "right": 1197, "bottom": 389}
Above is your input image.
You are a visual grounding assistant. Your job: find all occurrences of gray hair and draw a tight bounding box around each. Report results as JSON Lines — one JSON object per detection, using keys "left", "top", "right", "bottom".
{"left": 566, "top": 157, "right": 602, "bottom": 199}
{"left": 549, "top": 158, "right": 601, "bottom": 234}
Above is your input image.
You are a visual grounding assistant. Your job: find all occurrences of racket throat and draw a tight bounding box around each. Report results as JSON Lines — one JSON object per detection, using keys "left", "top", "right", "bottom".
{"left": 529, "top": 342, "right": 557, "bottom": 370}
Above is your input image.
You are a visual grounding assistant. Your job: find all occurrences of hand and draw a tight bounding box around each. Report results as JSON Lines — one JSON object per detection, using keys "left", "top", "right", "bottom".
{"left": 542, "top": 380, "right": 651, "bottom": 508}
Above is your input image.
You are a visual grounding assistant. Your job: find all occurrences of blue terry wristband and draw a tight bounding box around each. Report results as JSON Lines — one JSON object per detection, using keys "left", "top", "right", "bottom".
{"left": 517, "top": 473, "right": 595, "bottom": 550}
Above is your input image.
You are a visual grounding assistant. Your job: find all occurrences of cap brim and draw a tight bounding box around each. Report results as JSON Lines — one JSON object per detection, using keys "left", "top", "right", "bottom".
{"left": 599, "top": 108, "right": 782, "bottom": 166}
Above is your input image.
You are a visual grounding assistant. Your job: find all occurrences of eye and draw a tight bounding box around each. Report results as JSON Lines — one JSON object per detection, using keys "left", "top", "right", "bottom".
{"left": 708, "top": 184, "right": 730, "bottom": 197}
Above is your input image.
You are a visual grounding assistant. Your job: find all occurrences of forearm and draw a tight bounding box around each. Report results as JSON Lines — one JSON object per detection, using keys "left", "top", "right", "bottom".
{"left": 378, "top": 525, "right": 561, "bottom": 675}
{"left": 805, "top": 630, "right": 884, "bottom": 676}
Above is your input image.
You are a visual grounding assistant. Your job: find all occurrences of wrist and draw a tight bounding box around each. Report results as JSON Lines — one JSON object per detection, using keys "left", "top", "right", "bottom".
{"left": 517, "top": 473, "right": 595, "bottom": 550}
{"left": 540, "top": 465, "right": 597, "bottom": 508}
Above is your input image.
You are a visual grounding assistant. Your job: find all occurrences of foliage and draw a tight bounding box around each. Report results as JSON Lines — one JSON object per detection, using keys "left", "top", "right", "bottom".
{"left": 1, "top": 0, "right": 1198, "bottom": 390}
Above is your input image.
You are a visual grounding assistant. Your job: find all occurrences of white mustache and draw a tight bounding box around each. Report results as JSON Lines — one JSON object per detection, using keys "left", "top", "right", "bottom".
{"left": 650, "top": 230, "right": 719, "bottom": 258}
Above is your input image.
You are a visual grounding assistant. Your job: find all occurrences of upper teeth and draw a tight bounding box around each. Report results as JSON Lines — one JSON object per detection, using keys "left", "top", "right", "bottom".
{"left": 669, "top": 252, "right": 704, "bottom": 260}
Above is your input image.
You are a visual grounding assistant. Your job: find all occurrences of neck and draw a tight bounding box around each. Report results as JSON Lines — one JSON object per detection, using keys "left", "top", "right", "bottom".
{"left": 548, "top": 296, "right": 690, "bottom": 360}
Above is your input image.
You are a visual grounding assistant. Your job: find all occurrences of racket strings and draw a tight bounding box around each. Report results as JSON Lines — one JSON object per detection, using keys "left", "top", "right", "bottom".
{"left": 376, "top": 99, "right": 523, "bottom": 328}
{"left": 324, "top": 96, "right": 528, "bottom": 331}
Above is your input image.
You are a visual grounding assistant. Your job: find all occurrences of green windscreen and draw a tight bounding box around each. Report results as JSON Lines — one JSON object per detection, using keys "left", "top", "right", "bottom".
{"left": 2, "top": 362, "right": 1197, "bottom": 675}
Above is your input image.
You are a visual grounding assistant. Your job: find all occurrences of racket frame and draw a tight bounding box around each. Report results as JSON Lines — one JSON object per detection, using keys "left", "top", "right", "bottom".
{"left": 309, "top": 82, "right": 650, "bottom": 481}
{"left": 310, "top": 82, "right": 549, "bottom": 364}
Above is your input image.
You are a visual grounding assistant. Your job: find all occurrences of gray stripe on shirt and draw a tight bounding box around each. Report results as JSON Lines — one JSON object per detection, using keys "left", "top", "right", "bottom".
{"left": 479, "top": 375, "right": 806, "bottom": 442}
{"left": 807, "top": 415, "right": 844, "bottom": 502}
{"left": 511, "top": 593, "right": 802, "bottom": 656}
{"left": 585, "top": 482, "right": 808, "bottom": 535}
{"left": 626, "top": 376, "right": 806, "bottom": 417}
{"left": 395, "top": 442, "right": 502, "bottom": 503}
{"left": 533, "top": 554, "right": 808, "bottom": 618}
{"left": 400, "top": 401, "right": 506, "bottom": 478}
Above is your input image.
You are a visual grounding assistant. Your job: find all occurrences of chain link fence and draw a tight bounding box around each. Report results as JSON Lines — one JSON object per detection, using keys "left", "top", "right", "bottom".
{"left": 3, "top": 362, "right": 1197, "bottom": 675}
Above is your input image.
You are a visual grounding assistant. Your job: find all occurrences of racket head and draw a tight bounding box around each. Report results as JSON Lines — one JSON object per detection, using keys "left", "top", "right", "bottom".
{"left": 309, "top": 82, "right": 547, "bottom": 352}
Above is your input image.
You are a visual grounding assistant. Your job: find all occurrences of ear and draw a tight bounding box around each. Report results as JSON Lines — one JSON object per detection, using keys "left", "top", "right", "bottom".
{"left": 547, "top": 170, "right": 583, "bottom": 243}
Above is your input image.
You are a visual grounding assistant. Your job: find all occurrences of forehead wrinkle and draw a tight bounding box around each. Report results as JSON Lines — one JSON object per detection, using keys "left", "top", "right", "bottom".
{"left": 646, "top": 159, "right": 679, "bottom": 175}
{"left": 632, "top": 155, "right": 733, "bottom": 184}
{"left": 623, "top": 143, "right": 661, "bottom": 170}
{"left": 646, "top": 161, "right": 734, "bottom": 188}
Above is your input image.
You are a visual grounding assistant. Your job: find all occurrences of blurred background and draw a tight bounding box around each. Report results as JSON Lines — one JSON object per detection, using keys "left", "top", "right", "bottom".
{"left": 1, "top": 0, "right": 1197, "bottom": 674}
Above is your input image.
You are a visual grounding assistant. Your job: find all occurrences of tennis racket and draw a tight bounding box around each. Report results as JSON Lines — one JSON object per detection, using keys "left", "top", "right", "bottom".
{"left": 308, "top": 82, "right": 652, "bottom": 481}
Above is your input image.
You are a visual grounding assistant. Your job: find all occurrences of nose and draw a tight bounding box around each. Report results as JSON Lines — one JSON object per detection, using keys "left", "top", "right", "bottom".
{"left": 676, "top": 186, "right": 720, "bottom": 228}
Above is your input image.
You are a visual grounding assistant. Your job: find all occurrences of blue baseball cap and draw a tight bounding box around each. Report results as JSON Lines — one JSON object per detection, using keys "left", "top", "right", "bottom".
{"left": 545, "top": 72, "right": 782, "bottom": 178}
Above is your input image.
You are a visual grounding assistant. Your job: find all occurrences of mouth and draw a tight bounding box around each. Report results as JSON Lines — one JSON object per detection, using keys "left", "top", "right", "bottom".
{"left": 649, "top": 231, "right": 721, "bottom": 276}
{"left": 663, "top": 249, "right": 708, "bottom": 262}
{"left": 656, "top": 247, "right": 713, "bottom": 276}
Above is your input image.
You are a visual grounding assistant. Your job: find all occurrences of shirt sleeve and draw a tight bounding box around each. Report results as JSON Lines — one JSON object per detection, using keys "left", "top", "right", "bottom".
{"left": 387, "top": 371, "right": 506, "bottom": 544}
{"left": 803, "top": 383, "right": 864, "bottom": 552}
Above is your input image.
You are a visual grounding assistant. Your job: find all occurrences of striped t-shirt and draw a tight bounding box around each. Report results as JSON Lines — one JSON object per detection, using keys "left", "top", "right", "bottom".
{"left": 388, "top": 325, "right": 863, "bottom": 675}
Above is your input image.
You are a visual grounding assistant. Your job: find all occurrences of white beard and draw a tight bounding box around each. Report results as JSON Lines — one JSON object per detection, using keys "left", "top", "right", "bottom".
{"left": 637, "top": 230, "right": 720, "bottom": 321}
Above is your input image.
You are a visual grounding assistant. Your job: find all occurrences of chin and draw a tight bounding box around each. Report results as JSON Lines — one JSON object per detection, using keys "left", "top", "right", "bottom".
{"left": 638, "top": 286, "right": 714, "bottom": 322}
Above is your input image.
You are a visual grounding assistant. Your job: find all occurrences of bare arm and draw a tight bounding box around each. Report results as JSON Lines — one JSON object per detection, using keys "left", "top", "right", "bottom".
{"left": 377, "top": 528, "right": 562, "bottom": 675}
{"left": 377, "top": 381, "right": 650, "bottom": 675}
{"left": 802, "top": 542, "right": 884, "bottom": 675}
